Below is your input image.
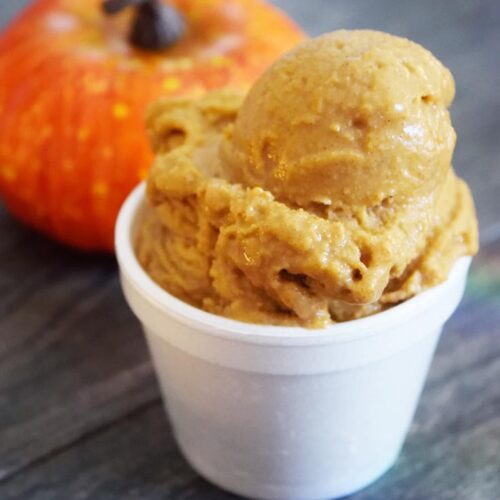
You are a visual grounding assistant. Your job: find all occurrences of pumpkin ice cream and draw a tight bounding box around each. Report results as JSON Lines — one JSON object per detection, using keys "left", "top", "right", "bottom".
{"left": 135, "top": 30, "right": 478, "bottom": 328}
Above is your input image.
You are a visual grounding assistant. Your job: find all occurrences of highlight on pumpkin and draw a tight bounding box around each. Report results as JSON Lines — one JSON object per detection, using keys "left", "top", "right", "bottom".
{"left": 0, "top": 0, "right": 304, "bottom": 251}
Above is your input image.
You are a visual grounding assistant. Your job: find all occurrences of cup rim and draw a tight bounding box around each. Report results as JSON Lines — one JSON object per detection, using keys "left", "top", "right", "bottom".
{"left": 116, "top": 182, "right": 471, "bottom": 347}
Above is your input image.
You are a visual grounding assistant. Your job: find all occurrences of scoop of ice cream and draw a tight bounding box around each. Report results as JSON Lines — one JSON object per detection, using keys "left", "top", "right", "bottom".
{"left": 136, "top": 31, "right": 478, "bottom": 328}
{"left": 221, "top": 30, "right": 456, "bottom": 208}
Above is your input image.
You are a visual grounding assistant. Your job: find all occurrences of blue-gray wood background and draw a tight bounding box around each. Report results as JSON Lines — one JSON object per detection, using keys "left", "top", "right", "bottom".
{"left": 1, "top": 1, "right": 499, "bottom": 499}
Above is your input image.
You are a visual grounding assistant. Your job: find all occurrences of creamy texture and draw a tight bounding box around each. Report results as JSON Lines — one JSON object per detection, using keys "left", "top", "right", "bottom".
{"left": 136, "top": 31, "right": 478, "bottom": 328}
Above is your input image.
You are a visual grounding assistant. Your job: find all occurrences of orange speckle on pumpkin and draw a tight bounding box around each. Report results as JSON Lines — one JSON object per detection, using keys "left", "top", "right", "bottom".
{"left": 31, "top": 101, "right": 44, "bottom": 115}
{"left": 63, "top": 88, "right": 75, "bottom": 103}
{"left": 92, "top": 182, "right": 109, "bottom": 197}
{"left": 176, "top": 58, "right": 193, "bottom": 70}
{"left": 62, "top": 159, "right": 74, "bottom": 172}
{"left": 162, "top": 76, "right": 181, "bottom": 92}
{"left": 124, "top": 57, "right": 143, "bottom": 70}
{"left": 2, "top": 166, "right": 16, "bottom": 182}
{"left": 189, "top": 85, "right": 207, "bottom": 97}
{"left": 161, "top": 58, "right": 193, "bottom": 72}
{"left": 77, "top": 127, "right": 90, "bottom": 142}
{"left": 211, "top": 55, "right": 230, "bottom": 67}
{"left": 40, "top": 125, "right": 53, "bottom": 140}
{"left": 112, "top": 102, "right": 130, "bottom": 119}
{"left": 101, "top": 147, "right": 114, "bottom": 159}
{"left": 83, "top": 75, "right": 109, "bottom": 94}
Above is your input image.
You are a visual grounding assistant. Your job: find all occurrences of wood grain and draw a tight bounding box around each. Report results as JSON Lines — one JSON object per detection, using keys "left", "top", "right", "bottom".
{"left": 0, "top": 1, "right": 499, "bottom": 499}
{"left": 0, "top": 210, "right": 160, "bottom": 485}
{"left": 1, "top": 241, "right": 499, "bottom": 500}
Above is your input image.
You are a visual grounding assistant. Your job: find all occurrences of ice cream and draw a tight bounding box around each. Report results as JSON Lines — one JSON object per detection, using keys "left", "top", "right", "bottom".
{"left": 135, "top": 30, "right": 478, "bottom": 328}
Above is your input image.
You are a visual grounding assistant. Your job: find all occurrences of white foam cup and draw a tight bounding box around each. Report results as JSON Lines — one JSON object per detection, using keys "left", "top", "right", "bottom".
{"left": 116, "top": 183, "right": 471, "bottom": 500}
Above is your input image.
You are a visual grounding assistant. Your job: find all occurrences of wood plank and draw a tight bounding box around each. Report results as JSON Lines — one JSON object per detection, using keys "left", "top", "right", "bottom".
{"left": 0, "top": 404, "right": 227, "bottom": 500}
{"left": 0, "top": 207, "right": 160, "bottom": 481}
{"left": 0, "top": 240, "right": 498, "bottom": 499}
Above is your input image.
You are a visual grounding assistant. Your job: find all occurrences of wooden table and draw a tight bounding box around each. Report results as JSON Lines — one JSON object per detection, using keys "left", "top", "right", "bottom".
{"left": 1, "top": 1, "right": 499, "bottom": 498}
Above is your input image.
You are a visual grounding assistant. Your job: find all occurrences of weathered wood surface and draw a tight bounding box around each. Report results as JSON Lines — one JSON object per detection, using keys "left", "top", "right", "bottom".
{"left": 0, "top": 1, "right": 499, "bottom": 499}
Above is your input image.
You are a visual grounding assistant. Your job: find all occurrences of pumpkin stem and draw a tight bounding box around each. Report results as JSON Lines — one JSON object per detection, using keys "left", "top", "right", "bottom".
{"left": 102, "top": 0, "right": 185, "bottom": 51}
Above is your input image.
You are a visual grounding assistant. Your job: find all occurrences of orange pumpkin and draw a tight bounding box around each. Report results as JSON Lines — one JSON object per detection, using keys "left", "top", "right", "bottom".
{"left": 0, "top": 0, "right": 304, "bottom": 251}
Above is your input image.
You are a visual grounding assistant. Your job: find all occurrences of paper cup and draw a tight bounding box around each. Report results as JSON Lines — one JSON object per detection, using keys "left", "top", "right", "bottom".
{"left": 116, "top": 183, "right": 471, "bottom": 500}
